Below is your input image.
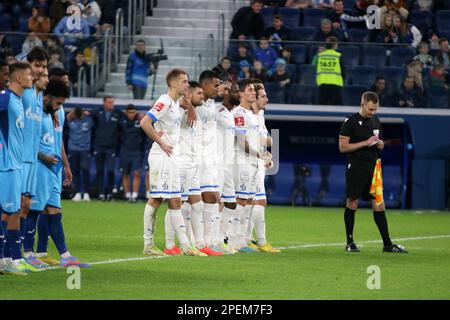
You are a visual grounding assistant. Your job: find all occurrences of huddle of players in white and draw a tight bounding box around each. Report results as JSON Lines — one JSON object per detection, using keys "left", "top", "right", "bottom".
{"left": 140, "top": 69, "right": 280, "bottom": 256}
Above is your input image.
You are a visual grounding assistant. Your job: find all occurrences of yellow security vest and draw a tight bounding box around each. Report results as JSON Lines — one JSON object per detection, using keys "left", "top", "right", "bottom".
{"left": 316, "top": 49, "right": 343, "bottom": 87}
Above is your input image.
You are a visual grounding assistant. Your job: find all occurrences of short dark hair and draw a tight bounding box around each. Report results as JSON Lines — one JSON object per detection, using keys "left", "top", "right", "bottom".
{"left": 27, "top": 46, "right": 49, "bottom": 63}
{"left": 9, "top": 61, "right": 31, "bottom": 77}
{"left": 199, "top": 70, "right": 220, "bottom": 84}
{"left": 221, "top": 56, "right": 232, "bottom": 63}
{"left": 48, "top": 67, "right": 69, "bottom": 78}
{"left": 188, "top": 80, "right": 201, "bottom": 89}
{"left": 273, "top": 14, "right": 283, "bottom": 21}
{"left": 362, "top": 91, "right": 379, "bottom": 104}
{"left": 166, "top": 68, "right": 188, "bottom": 86}
{"left": 103, "top": 95, "right": 114, "bottom": 102}
{"left": 438, "top": 37, "right": 448, "bottom": 45}
{"left": 251, "top": 0, "right": 264, "bottom": 5}
{"left": 136, "top": 39, "right": 145, "bottom": 44}
{"left": 126, "top": 103, "right": 136, "bottom": 111}
{"left": 375, "top": 76, "right": 385, "bottom": 82}
{"left": 325, "top": 36, "right": 338, "bottom": 49}
{"left": 253, "top": 83, "right": 264, "bottom": 96}
{"left": 237, "top": 79, "right": 253, "bottom": 92}
{"left": 44, "top": 77, "right": 70, "bottom": 98}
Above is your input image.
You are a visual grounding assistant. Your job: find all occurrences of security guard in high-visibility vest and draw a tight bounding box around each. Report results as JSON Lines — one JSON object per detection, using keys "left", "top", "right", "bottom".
{"left": 316, "top": 36, "right": 345, "bottom": 105}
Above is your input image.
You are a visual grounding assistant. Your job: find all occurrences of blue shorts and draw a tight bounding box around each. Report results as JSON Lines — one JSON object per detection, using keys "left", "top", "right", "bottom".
{"left": 30, "top": 161, "right": 61, "bottom": 212}
{"left": 119, "top": 152, "right": 142, "bottom": 174}
{"left": 21, "top": 161, "right": 38, "bottom": 197}
{"left": 0, "top": 169, "right": 22, "bottom": 214}
{"left": 143, "top": 151, "right": 149, "bottom": 171}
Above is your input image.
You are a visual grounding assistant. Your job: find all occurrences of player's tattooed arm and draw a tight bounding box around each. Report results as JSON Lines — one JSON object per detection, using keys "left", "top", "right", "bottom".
{"left": 38, "top": 152, "right": 59, "bottom": 165}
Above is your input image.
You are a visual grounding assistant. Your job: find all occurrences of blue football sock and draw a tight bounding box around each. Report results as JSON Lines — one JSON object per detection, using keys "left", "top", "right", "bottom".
{"left": 37, "top": 213, "right": 50, "bottom": 254}
{"left": 19, "top": 217, "right": 27, "bottom": 242}
{"left": 2, "top": 219, "right": 11, "bottom": 258}
{"left": 7, "top": 229, "right": 22, "bottom": 260}
{"left": 0, "top": 217, "right": 4, "bottom": 259}
{"left": 49, "top": 213, "right": 67, "bottom": 255}
{"left": 23, "top": 210, "right": 40, "bottom": 253}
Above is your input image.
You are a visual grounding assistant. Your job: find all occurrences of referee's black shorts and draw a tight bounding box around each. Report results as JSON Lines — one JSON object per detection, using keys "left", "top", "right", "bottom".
{"left": 346, "top": 158, "right": 377, "bottom": 201}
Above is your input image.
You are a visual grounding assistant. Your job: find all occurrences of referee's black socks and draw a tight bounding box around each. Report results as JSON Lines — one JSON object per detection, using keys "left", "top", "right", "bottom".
{"left": 344, "top": 207, "right": 356, "bottom": 244}
{"left": 373, "top": 211, "right": 393, "bottom": 247}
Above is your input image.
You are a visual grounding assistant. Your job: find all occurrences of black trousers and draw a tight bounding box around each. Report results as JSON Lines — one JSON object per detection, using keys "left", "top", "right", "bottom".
{"left": 94, "top": 148, "right": 116, "bottom": 195}
{"left": 68, "top": 150, "right": 91, "bottom": 194}
{"left": 132, "top": 86, "right": 147, "bottom": 100}
{"left": 318, "top": 84, "right": 343, "bottom": 105}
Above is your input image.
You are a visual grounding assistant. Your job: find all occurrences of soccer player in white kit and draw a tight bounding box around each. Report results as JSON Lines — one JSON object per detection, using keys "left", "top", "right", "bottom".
{"left": 140, "top": 69, "right": 204, "bottom": 257}
{"left": 230, "top": 79, "right": 270, "bottom": 252}
{"left": 248, "top": 82, "right": 280, "bottom": 253}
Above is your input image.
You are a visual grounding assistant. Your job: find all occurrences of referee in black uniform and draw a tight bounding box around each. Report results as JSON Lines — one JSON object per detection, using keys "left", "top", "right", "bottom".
{"left": 338, "top": 92, "right": 407, "bottom": 253}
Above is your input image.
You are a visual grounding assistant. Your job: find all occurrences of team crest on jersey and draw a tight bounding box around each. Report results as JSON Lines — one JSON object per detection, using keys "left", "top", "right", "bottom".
{"left": 162, "top": 182, "right": 168, "bottom": 190}
{"left": 219, "top": 107, "right": 225, "bottom": 112}
{"left": 16, "top": 116, "right": 24, "bottom": 129}
{"left": 240, "top": 171, "right": 249, "bottom": 182}
{"left": 161, "top": 170, "right": 170, "bottom": 180}
{"left": 153, "top": 102, "right": 165, "bottom": 112}
{"left": 43, "top": 133, "right": 54, "bottom": 144}
{"left": 234, "top": 116, "right": 245, "bottom": 127}
{"left": 240, "top": 184, "right": 246, "bottom": 191}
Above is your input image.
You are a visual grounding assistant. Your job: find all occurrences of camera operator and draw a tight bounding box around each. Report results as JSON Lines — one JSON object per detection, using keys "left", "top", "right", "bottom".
{"left": 126, "top": 39, "right": 155, "bottom": 100}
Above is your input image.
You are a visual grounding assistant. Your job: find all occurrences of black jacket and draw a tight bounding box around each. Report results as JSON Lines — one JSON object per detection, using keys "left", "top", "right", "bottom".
{"left": 230, "top": 6, "right": 265, "bottom": 40}
{"left": 91, "top": 107, "right": 122, "bottom": 150}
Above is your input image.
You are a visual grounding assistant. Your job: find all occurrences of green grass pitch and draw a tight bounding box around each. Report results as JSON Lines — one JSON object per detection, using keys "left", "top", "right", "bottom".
{"left": 1, "top": 201, "right": 450, "bottom": 300}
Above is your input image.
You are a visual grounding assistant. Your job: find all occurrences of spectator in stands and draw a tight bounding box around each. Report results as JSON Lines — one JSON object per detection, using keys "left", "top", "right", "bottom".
{"left": 264, "top": 14, "right": 293, "bottom": 53}
{"left": 231, "top": 43, "right": 254, "bottom": 67}
{"left": 313, "top": 18, "right": 341, "bottom": 42}
{"left": 49, "top": 0, "right": 70, "bottom": 27}
{"left": 407, "top": 59, "right": 424, "bottom": 90}
{"left": 251, "top": 60, "right": 268, "bottom": 82}
{"left": 119, "top": 104, "right": 144, "bottom": 202}
{"left": 0, "top": 34, "right": 11, "bottom": 58}
{"left": 414, "top": 0, "right": 433, "bottom": 10}
{"left": 48, "top": 52, "right": 64, "bottom": 70}
{"left": 4, "top": 50, "right": 16, "bottom": 65}
{"left": 78, "top": 0, "right": 102, "bottom": 34}
{"left": 381, "top": 0, "right": 409, "bottom": 20}
{"left": 28, "top": 6, "right": 51, "bottom": 41}
{"left": 0, "top": 59, "right": 9, "bottom": 91}
{"left": 378, "top": 13, "right": 396, "bottom": 44}
{"left": 268, "top": 58, "right": 292, "bottom": 88}
{"left": 327, "top": 0, "right": 367, "bottom": 33}
{"left": 397, "top": 76, "right": 424, "bottom": 107}
{"left": 285, "top": 0, "right": 312, "bottom": 8}
{"left": 66, "top": 106, "right": 94, "bottom": 202}
{"left": 230, "top": 0, "right": 265, "bottom": 47}
{"left": 371, "top": 76, "right": 396, "bottom": 107}
{"left": 69, "top": 50, "right": 90, "bottom": 96}
{"left": 281, "top": 46, "right": 298, "bottom": 65}
{"left": 22, "top": 32, "right": 44, "bottom": 53}
{"left": 311, "top": 45, "right": 325, "bottom": 65}
{"left": 238, "top": 60, "right": 252, "bottom": 80}
{"left": 54, "top": 4, "right": 90, "bottom": 48}
{"left": 429, "top": 33, "right": 440, "bottom": 50}
{"left": 125, "top": 39, "right": 152, "bottom": 100}
{"left": 435, "top": 38, "right": 450, "bottom": 70}
{"left": 255, "top": 37, "right": 279, "bottom": 71}
{"left": 429, "top": 64, "right": 449, "bottom": 90}
{"left": 414, "top": 42, "right": 434, "bottom": 69}
{"left": 213, "top": 56, "right": 238, "bottom": 82}
{"left": 46, "top": 36, "right": 66, "bottom": 65}
{"left": 312, "top": 0, "right": 335, "bottom": 9}
{"left": 316, "top": 37, "right": 344, "bottom": 105}
{"left": 392, "top": 15, "right": 422, "bottom": 48}
{"left": 91, "top": 95, "right": 122, "bottom": 201}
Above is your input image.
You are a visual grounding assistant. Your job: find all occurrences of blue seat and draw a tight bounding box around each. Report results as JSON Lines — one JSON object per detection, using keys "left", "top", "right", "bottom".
{"left": 343, "top": 85, "right": 368, "bottom": 106}
{"left": 19, "top": 15, "right": 29, "bottom": 32}
{"left": 409, "top": 10, "right": 434, "bottom": 34}
{"left": 427, "top": 87, "right": 449, "bottom": 108}
{"left": 278, "top": 7, "right": 300, "bottom": 29}
{"left": 8, "top": 34, "right": 26, "bottom": 55}
{"left": 0, "top": 13, "right": 9, "bottom": 31}
{"left": 261, "top": 6, "right": 276, "bottom": 28}
{"left": 338, "top": 45, "right": 360, "bottom": 67}
{"left": 389, "top": 47, "right": 416, "bottom": 67}
{"left": 362, "top": 46, "right": 386, "bottom": 67}
{"left": 293, "top": 26, "right": 317, "bottom": 41}
{"left": 343, "top": 0, "right": 356, "bottom": 8}
{"left": 436, "top": 10, "right": 450, "bottom": 32}
{"left": 379, "top": 66, "right": 405, "bottom": 90}
{"left": 302, "top": 8, "right": 326, "bottom": 27}
{"left": 347, "top": 28, "right": 370, "bottom": 43}
{"left": 289, "top": 44, "right": 307, "bottom": 64}
{"left": 286, "top": 63, "right": 297, "bottom": 82}
{"left": 348, "top": 65, "right": 376, "bottom": 87}
{"left": 264, "top": 82, "right": 286, "bottom": 104}
{"left": 298, "top": 64, "right": 317, "bottom": 85}
{"left": 438, "top": 29, "right": 450, "bottom": 41}
{"left": 288, "top": 84, "right": 315, "bottom": 104}
{"left": 308, "top": 45, "right": 320, "bottom": 63}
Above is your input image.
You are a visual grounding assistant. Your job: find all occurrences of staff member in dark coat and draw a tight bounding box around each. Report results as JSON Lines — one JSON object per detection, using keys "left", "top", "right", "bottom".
{"left": 230, "top": 0, "right": 265, "bottom": 43}
{"left": 339, "top": 91, "right": 407, "bottom": 253}
{"left": 91, "top": 95, "right": 122, "bottom": 201}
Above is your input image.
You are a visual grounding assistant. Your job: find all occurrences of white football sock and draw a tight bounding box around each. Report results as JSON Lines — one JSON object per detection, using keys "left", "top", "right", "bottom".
{"left": 190, "top": 201, "right": 204, "bottom": 248}
{"left": 212, "top": 203, "right": 222, "bottom": 245}
{"left": 181, "top": 202, "right": 194, "bottom": 244}
{"left": 229, "top": 204, "right": 244, "bottom": 249}
{"left": 239, "top": 204, "right": 253, "bottom": 246}
{"left": 219, "top": 206, "right": 235, "bottom": 244}
{"left": 252, "top": 205, "right": 266, "bottom": 246}
{"left": 132, "top": 192, "right": 138, "bottom": 199}
{"left": 202, "top": 203, "right": 216, "bottom": 247}
{"left": 143, "top": 204, "right": 157, "bottom": 247}
{"left": 168, "top": 209, "right": 189, "bottom": 250}
{"left": 164, "top": 210, "right": 176, "bottom": 249}
{"left": 126, "top": 192, "right": 131, "bottom": 199}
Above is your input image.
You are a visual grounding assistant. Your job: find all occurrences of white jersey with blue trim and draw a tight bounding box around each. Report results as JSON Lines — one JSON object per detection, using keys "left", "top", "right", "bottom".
{"left": 215, "top": 104, "right": 235, "bottom": 167}
{"left": 146, "top": 94, "right": 181, "bottom": 157}
{"left": 256, "top": 109, "right": 269, "bottom": 166}
{"left": 196, "top": 98, "right": 217, "bottom": 167}
{"left": 179, "top": 107, "right": 201, "bottom": 166}
{"left": 232, "top": 105, "right": 260, "bottom": 166}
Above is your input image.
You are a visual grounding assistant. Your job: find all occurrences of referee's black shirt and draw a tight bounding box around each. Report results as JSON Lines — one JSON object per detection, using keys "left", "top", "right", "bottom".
{"left": 339, "top": 112, "right": 382, "bottom": 161}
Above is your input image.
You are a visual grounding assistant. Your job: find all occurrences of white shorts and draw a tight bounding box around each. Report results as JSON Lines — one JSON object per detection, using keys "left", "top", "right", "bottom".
{"left": 234, "top": 162, "right": 258, "bottom": 200}
{"left": 217, "top": 165, "right": 236, "bottom": 203}
{"left": 179, "top": 164, "right": 201, "bottom": 201}
{"left": 148, "top": 153, "right": 181, "bottom": 199}
{"left": 254, "top": 165, "right": 267, "bottom": 201}
{"left": 200, "top": 165, "right": 218, "bottom": 193}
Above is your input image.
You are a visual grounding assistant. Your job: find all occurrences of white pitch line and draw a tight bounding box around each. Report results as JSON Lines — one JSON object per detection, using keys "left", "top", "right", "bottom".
{"left": 47, "top": 234, "right": 450, "bottom": 269}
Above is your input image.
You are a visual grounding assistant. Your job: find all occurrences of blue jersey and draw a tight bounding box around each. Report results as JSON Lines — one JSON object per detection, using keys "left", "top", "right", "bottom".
{"left": 39, "top": 112, "right": 56, "bottom": 156}
{"left": 0, "top": 89, "right": 25, "bottom": 171}
{"left": 22, "top": 87, "right": 42, "bottom": 163}
{"left": 54, "top": 107, "right": 65, "bottom": 157}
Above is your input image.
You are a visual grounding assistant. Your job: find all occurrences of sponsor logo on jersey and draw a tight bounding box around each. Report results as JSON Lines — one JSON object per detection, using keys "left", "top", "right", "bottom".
{"left": 234, "top": 116, "right": 245, "bottom": 127}
{"left": 153, "top": 102, "right": 165, "bottom": 112}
